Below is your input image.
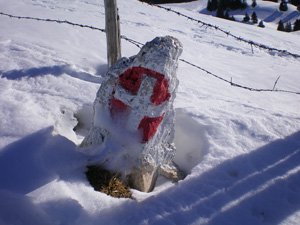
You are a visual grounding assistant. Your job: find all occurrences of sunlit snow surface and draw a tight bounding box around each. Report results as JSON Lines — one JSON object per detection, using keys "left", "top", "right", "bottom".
{"left": 0, "top": 0, "right": 300, "bottom": 224}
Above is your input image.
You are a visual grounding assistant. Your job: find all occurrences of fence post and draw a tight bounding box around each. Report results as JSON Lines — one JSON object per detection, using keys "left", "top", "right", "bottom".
{"left": 104, "top": 0, "right": 121, "bottom": 67}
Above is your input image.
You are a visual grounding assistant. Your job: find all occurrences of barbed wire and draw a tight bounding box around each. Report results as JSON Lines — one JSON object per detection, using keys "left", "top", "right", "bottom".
{"left": 0, "top": 12, "right": 106, "bottom": 32}
{"left": 95, "top": 36, "right": 300, "bottom": 95}
{"left": 179, "top": 59, "right": 300, "bottom": 95}
{"left": 0, "top": 11, "right": 142, "bottom": 50}
{"left": 142, "top": 2, "right": 300, "bottom": 59}
{"left": 120, "top": 35, "right": 143, "bottom": 48}
{"left": 0, "top": 11, "right": 144, "bottom": 50}
{"left": 0, "top": 11, "right": 299, "bottom": 95}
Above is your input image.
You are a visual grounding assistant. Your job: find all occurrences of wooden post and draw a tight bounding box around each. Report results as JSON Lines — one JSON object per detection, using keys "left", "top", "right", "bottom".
{"left": 104, "top": 0, "right": 121, "bottom": 67}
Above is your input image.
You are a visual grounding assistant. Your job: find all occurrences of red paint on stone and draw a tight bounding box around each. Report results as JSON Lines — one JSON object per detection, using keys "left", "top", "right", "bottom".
{"left": 118, "top": 67, "right": 171, "bottom": 106}
{"left": 119, "top": 68, "right": 143, "bottom": 95}
{"left": 110, "top": 98, "right": 129, "bottom": 117}
{"left": 116, "top": 67, "right": 171, "bottom": 141}
{"left": 138, "top": 115, "right": 164, "bottom": 142}
{"left": 151, "top": 77, "right": 170, "bottom": 105}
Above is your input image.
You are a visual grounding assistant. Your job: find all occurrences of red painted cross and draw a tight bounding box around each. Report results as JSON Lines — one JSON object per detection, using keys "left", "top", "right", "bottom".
{"left": 109, "top": 66, "right": 171, "bottom": 143}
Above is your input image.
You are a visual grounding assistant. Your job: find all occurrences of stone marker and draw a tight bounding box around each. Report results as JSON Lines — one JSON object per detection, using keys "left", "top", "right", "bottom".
{"left": 81, "top": 36, "right": 183, "bottom": 192}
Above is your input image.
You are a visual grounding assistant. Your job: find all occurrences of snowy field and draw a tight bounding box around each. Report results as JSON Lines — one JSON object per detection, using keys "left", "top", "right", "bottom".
{"left": 0, "top": 0, "right": 300, "bottom": 224}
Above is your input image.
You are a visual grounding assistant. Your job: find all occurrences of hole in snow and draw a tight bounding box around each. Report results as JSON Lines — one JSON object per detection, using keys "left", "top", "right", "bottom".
{"left": 85, "top": 165, "right": 132, "bottom": 199}
{"left": 73, "top": 104, "right": 93, "bottom": 138}
{"left": 174, "top": 109, "right": 209, "bottom": 174}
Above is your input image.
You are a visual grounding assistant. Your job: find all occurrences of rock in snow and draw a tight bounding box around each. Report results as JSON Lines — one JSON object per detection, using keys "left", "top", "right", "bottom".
{"left": 81, "top": 36, "right": 183, "bottom": 192}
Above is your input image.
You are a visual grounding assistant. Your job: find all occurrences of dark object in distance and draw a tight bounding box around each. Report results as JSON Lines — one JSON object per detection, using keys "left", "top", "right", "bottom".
{"left": 139, "top": 0, "right": 197, "bottom": 4}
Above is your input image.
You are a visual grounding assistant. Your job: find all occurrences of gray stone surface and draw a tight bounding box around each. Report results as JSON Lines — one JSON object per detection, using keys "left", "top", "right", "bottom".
{"left": 81, "top": 36, "right": 183, "bottom": 192}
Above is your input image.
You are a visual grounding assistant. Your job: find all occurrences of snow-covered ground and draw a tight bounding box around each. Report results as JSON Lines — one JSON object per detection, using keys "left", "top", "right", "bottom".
{"left": 0, "top": 0, "right": 300, "bottom": 224}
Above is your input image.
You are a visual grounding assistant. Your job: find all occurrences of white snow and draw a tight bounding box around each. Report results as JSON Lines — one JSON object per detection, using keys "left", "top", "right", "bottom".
{"left": 0, "top": 0, "right": 300, "bottom": 224}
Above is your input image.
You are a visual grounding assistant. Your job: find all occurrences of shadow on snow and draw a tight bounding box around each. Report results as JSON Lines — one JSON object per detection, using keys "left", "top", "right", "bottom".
{"left": 0, "top": 64, "right": 106, "bottom": 84}
{"left": 95, "top": 130, "right": 300, "bottom": 225}
{"left": 0, "top": 127, "right": 86, "bottom": 195}
{"left": 0, "top": 122, "right": 299, "bottom": 224}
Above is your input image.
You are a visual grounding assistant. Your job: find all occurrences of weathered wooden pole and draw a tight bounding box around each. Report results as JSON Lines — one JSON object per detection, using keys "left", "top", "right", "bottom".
{"left": 104, "top": 0, "right": 121, "bottom": 67}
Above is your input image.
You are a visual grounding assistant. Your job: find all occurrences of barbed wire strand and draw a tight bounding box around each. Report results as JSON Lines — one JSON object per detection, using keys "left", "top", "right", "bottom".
{"left": 0, "top": 11, "right": 144, "bottom": 49}
{"left": 0, "top": 12, "right": 106, "bottom": 32}
{"left": 142, "top": 2, "right": 300, "bottom": 59}
{"left": 0, "top": 11, "right": 146, "bottom": 49}
{"left": 179, "top": 59, "right": 300, "bottom": 95}
{"left": 0, "top": 11, "right": 299, "bottom": 95}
